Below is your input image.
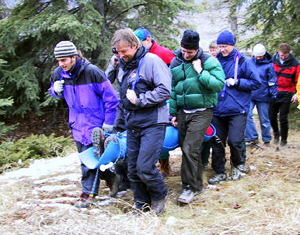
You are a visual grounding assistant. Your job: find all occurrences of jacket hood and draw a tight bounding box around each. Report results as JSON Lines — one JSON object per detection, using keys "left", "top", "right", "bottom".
{"left": 59, "top": 58, "right": 90, "bottom": 80}
{"left": 252, "top": 51, "right": 272, "bottom": 64}
{"left": 272, "top": 52, "right": 297, "bottom": 66}
{"left": 174, "top": 47, "right": 204, "bottom": 63}
{"left": 217, "top": 48, "right": 238, "bottom": 61}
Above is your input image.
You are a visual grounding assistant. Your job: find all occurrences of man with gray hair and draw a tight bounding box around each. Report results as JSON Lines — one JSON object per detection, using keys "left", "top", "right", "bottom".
{"left": 110, "top": 28, "right": 171, "bottom": 215}
{"left": 49, "top": 40, "right": 119, "bottom": 208}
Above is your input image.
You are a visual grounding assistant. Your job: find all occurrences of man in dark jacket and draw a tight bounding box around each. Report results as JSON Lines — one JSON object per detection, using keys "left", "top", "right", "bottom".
{"left": 270, "top": 43, "right": 300, "bottom": 147}
{"left": 245, "top": 43, "right": 278, "bottom": 146}
{"left": 209, "top": 30, "right": 261, "bottom": 185}
{"left": 49, "top": 41, "right": 119, "bottom": 208}
{"left": 169, "top": 30, "right": 225, "bottom": 204}
{"left": 110, "top": 28, "right": 171, "bottom": 215}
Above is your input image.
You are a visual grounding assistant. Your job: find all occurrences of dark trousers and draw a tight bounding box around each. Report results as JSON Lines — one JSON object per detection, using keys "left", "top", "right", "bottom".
{"left": 127, "top": 125, "right": 167, "bottom": 205}
{"left": 200, "top": 139, "right": 212, "bottom": 164}
{"left": 268, "top": 100, "right": 291, "bottom": 141}
{"left": 177, "top": 108, "right": 213, "bottom": 192}
{"left": 76, "top": 142, "right": 115, "bottom": 196}
{"left": 211, "top": 115, "right": 247, "bottom": 174}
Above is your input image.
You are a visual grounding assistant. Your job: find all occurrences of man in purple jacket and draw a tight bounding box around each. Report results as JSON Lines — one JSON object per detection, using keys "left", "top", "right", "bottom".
{"left": 49, "top": 41, "right": 119, "bottom": 208}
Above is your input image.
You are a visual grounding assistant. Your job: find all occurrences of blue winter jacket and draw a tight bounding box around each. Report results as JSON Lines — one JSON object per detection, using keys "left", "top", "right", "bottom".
{"left": 213, "top": 48, "right": 261, "bottom": 116}
{"left": 49, "top": 58, "right": 119, "bottom": 146}
{"left": 251, "top": 52, "right": 278, "bottom": 102}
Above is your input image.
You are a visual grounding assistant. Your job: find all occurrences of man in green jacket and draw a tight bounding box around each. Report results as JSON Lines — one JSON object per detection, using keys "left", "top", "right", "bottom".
{"left": 169, "top": 30, "right": 225, "bottom": 204}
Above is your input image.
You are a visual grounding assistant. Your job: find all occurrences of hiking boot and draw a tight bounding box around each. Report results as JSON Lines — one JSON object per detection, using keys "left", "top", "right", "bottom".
{"left": 208, "top": 173, "right": 227, "bottom": 185}
{"left": 274, "top": 133, "right": 279, "bottom": 145}
{"left": 74, "top": 193, "right": 90, "bottom": 208}
{"left": 280, "top": 139, "right": 287, "bottom": 147}
{"left": 178, "top": 189, "right": 195, "bottom": 204}
{"left": 230, "top": 166, "right": 241, "bottom": 181}
{"left": 129, "top": 202, "right": 151, "bottom": 215}
{"left": 151, "top": 198, "right": 166, "bottom": 215}
{"left": 108, "top": 174, "right": 121, "bottom": 197}
{"left": 237, "top": 164, "right": 247, "bottom": 173}
{"left": 195, "top": 187, "right": 205, "bottom": 196}
{"left": 104, "top": 135, "right": 118, "bottom": 149}
{"left": 263, "top": 141, "right": 270, "bottom": 147}
{"left": 246, "top": 138, "right": 259, "bottom": 147}
{"left": 92, "top": 127, "right": 105, "bottom": 159}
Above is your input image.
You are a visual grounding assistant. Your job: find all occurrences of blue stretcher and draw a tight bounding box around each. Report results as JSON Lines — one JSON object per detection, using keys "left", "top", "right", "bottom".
{"left": 79, "top": 124, "right": 216, "bottom": 171}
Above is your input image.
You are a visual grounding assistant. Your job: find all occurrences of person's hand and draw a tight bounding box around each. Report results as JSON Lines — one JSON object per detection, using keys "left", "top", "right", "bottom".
{"left": 112, "top": 55, "right": 119, "bottom": 68}
{"left": 291, "top": 94, "right": 297, "bottom": 103}
{"left": 54, "top": 80, "right": 64, "bottom": 94}
{"left": 126, "top": 89, "right": 137, "bottom": 104}
{"left": 102, "top": 123, "right": 113, "bottom": 132}
{"left": 192, "top": 59, "right": 202, "bottom": 74}
{"left": 171, "top": 116, "right": 178, "bottom": 127}
{"left": 226, "top": 78, "right": 237, "bottom": 87}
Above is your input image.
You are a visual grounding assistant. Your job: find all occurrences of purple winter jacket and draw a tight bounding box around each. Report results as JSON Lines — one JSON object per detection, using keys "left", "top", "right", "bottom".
{"left": 49, "top": 58, "right": 119, "bottom": 146}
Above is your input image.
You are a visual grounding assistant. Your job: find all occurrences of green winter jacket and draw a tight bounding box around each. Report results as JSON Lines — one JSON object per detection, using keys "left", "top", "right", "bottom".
{"left": 169, "top": 48, "right": 225, "bottom": 117}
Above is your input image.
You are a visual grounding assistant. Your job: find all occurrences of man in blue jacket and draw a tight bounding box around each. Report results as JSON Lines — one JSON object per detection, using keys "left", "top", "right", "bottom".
{"left": 110, "top": 28, "right": 171, "bottom": 215}
{"left": 245, "top": 43, "right": 278, "bottom": 146}
{"left": 49, "top": 41, "right": 119, "bottom": 208}
{"left": 209, "top": 31, "right": 261, "bottom": 184}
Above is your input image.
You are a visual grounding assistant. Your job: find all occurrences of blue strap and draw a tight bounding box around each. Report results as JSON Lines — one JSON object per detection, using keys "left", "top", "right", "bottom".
{"left": 131, "top": 57, "right": 144, "bottom": 91}
{"left": 221, "top": 52, "right": 241, "bottom": 97}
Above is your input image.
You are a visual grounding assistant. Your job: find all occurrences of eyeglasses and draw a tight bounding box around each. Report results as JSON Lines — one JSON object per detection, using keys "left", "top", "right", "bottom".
{"left": 218, "top": 45, "right": 228, "bottom": 49}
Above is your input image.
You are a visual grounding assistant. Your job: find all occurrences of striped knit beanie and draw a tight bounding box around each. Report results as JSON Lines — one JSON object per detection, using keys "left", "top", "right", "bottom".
{"left": 54, "top": 41, "right": 78, "bottom": 58}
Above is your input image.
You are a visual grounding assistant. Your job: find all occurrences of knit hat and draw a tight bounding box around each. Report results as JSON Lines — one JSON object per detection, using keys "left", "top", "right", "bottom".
{"left": 181, "top": 30, "right": 199, "bottom": 50}
{"left": 134, "top": 27, "right": 151, "bottom": 42}
{"left": 217, "top": 30, "right": 235, "bottom": 45}
{"left": 252, "top": 43, "right": 266, "bottom": 56}
{"left": 54, "top": 41, "right": 78, "bottom": 58}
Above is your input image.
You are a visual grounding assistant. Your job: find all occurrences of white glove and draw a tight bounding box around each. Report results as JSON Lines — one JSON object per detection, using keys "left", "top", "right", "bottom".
{"left": 54, "top": 80, "right": 64, "bottom": 94}
{"left": 102, "top": 123, "right": 114, "bottom": 132}
{"left": 192, "top": 59, "right": 202, "bottom": 74}
{"left": 226, "top": 78, "right": 236, "bottom": 87}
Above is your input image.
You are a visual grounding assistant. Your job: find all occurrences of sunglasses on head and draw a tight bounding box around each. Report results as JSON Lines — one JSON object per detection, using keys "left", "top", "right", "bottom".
{"left": 112, "top": 48, "right": 118, "bottom": 54}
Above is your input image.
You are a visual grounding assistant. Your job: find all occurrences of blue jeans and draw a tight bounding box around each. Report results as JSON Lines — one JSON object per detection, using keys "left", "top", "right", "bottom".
{"left": 245, "top": 101, "right": 271, "bottom": 143}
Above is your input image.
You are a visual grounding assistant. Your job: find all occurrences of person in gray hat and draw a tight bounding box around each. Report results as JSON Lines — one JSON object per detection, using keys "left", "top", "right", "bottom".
{"left": 49, "top": 41, "right": 119, "bottom": 208}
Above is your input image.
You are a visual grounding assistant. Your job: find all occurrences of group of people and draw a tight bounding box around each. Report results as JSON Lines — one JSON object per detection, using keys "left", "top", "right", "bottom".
{"left": 49, "top": 27, "right": 300, "bottom": 215}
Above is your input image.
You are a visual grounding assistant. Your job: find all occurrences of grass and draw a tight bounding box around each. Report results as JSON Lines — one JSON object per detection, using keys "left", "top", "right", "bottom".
{"left": 1, "top": 117, "right": 300, "bottom": 234}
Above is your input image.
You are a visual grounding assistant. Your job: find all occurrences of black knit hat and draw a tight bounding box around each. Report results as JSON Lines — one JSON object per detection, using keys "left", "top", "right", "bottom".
{"left": 54, "top": 41, "right": 78, "bottom": 58}
{"left": 181, "top": 30, "right": 199, "bottom": 50}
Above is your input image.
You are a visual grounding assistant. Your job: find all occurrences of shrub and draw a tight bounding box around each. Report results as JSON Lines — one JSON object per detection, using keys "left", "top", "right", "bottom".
{"left": 0, "top": 134, "right": 74, "bottom": 173}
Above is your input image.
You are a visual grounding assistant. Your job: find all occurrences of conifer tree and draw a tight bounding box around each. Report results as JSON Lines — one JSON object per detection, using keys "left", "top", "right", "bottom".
{"left": 0, "top": 0, "right": 195, "bottom": 116}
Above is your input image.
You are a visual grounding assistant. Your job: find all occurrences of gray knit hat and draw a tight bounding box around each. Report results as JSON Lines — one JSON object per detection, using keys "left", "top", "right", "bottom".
{"left": 54, "top": 41, "right": 78, "bottom": 58}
